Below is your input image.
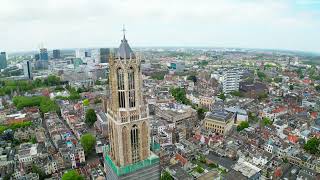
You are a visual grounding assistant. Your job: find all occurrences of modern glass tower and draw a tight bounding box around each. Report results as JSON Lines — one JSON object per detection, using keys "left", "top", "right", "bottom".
{"left": 103, "top": 33, "right": 160, "bottom": 180}
{"left": 53, "top": 49, "right": 61, "bottom": 59}
{"left": 100, "top": 48, "right": 110, "bottom": 63}
{"left": 0, "top": 52, "right": 7, "bottom": 70}
{"left": 23, "top": 60, "right": 32, "bottom": 80}
{"left": 39, "top": 48, "right": 49, "bottom": 61}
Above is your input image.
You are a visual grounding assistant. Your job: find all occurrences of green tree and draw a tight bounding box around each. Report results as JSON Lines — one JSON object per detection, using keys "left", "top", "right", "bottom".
{"left": 257, "top": 92, "right": 268, "bottom": 101}
{"left": 13, "top": 96, "right": 59, "bottom": 114}
{"left": 80, "top": 133, "right": 96, "bottom": 155}
{"left": 85, "top": 109, "right": 97, "bottom": 127}
{"left": 289, "top": 84, "right": 294, "bottom": 90}
{"left": 266, "top": 171, "right": 270, "bottom": 178}
{"left": 3, "top": 173, "right": 12, "bottom": 180}
{"left": 197, "top": 60, "right": 209, "bottom": 67}
{"left": 83, "top": 99, "right": 90, "bottom": 106}
{"left": 237, "top": 121, "right": 249, "bottom": 131}
{"left": 248, "top": 112, "right": 259, "bottom": 123}
{"left": 218, "top": 93, "right": 226, "bottom": 101}
{"left": 208, "top": 163, "right": 218, "bottom": 169}
{"left": 187, "top": 75, "right": 197, "bottom": 83}
{"left": 220, "top": 168, "right": 227, "bottom": 174}
{"left": 68, "top": 87, "right": 81, "bottom": 100}
{"left": 274, "top": 77, "right": 283, "bottom": 83}
{"left": 46, "top": 75, "right": 61, "bottom": 86}
{"left": 263, "top": 117, "right": 272, "bottom": 126}
{"left": 54, "top": 86, "right": 64, "bottom": 91}
{"left": 160, "top": 171, "right": 173, "bottom": 180}
{"left": 31, "top": 164, "right": 47, "bottom": 180}
{"left": 194, "top": 165, "right": 204, "bottom": 173}
{"left": 0, "top": 75, "right": 64, "bottom": 95}
{"left": 95, "top": 80, "right": 102, "bottom": 85}
{"left": 151, "top": 71, "right": 167, "bottom": 80}
{"left": 315, "top": 85, "right": 320, "bottom": 92}
{"left": 39, "top": 97, "right": 60, "bottom": 114}
{"left": 283, "top": 158, "right": 289, "bottom": 163}
{"left": 197, "top": 108, "right": 207, "bottom": 120}
{"left": 257, "top": 71, "right": 266, "bottom": 80}
{"left": 0, "top": 121, "right": 33, "bottom": 134}
{"left": 304, "top": 137, "right": 320, "bottom": 155}
{"left": 295, "top": 68, "right": 304, "bottom": 79}
{"left": 230, "top": 91, "right": 243, "bottom": 97}
{"left": 170, "top": 87, "right": 192, "bottom": 105}
{"left": 31, "top": 136, "right": 37, "bottom": 144}
{"left": 94, "top": 98, "right": 102, "bottom": 104}
{"left": 62, "top": 170, "right": 84, "bottom": 180}
{"left": 198, "top": 154, "right": 206, "bottom": 164}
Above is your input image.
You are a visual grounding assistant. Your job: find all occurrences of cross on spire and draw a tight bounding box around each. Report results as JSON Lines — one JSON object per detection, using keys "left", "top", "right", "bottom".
{"left": 122, "top": 24, "right": 126, "bottom": 39}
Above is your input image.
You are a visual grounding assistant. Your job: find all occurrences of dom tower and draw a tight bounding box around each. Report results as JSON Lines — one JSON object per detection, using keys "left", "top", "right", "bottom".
{"left": 104, "top": 32, "right": 160, "bottom": 180}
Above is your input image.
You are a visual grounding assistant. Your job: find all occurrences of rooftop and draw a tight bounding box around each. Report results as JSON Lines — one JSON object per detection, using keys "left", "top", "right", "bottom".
{"left": 169, "top": 163, "right": 193, "bottom": 180}
{"left": 116, "top": 35, "right": 135, "bottom": 60}
{"left": 233, "top": 159, "right": 261, "bottom": 178}
{"left": 224, "top": 106, "right": 247, "bottom": 115}
{"left": 224, "top": 170, "right": 247, "bottom": 180}
{"left": 206, "top": 110, "right": 234, "bottom": 122}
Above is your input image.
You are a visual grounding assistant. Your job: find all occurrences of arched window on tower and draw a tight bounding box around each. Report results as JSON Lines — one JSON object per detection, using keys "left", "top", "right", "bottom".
{"left": 131, "top": 124, "right": 140, "bottom": 163}
{"left": 122, "top": 126, "right": 129, "bottom": 164}
{"left": 141, "top": 122, "right": 148, "bottom": 159}
{"left": 128, "top": 67, "right": 135, "bottom": 108}
{"left": 117, "top": 67, "right": 125, "bottom": 108}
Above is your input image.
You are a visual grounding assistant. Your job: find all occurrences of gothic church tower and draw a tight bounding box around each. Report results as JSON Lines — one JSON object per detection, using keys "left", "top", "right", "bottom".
{"left": 107, "top": 33, "right": 150, "bottom": 167}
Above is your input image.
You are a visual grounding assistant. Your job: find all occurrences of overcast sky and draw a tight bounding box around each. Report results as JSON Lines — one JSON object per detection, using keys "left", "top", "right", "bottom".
{"left": 1, "top": 0, "right": 320, "bottom": 53}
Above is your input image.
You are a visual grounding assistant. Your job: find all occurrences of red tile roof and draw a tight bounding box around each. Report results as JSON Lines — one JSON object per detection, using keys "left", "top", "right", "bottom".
{"left": 175, "top": 153, "right": 188, "bottom": 166}
{"left": 271, "top": 106, "right": 287, "bottom": 114}
{"left": 274, "top": 167, "right": 282, "bottom": 177}
{"left": 288, "top": 134, "right": 298, "bottom": 144}
{"left": 311, "top": 112, "right": 318, "bottom": 119}
{"left": 303, "top": 79, "right": 312, "bottom": 84}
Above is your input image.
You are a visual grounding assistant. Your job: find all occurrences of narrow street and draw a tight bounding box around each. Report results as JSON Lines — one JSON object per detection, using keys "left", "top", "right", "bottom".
{"left": 42, "top": 117, "right": 58, "bottom": 151}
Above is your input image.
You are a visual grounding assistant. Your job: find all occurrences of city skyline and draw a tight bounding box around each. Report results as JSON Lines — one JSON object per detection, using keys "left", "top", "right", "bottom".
{"left": 1, "top": 0, "right": 320, "bottom": 53}
{"left": 1, "top": 16, "right": 320, "bottom": 179}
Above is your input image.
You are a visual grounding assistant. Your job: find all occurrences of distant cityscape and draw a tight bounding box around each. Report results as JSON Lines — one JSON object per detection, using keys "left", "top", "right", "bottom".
{"left": 4, "top": 0, "right": 320, "bottom": 174}
{"left": 0, "top": 31, "right": 320, "bottom": 180}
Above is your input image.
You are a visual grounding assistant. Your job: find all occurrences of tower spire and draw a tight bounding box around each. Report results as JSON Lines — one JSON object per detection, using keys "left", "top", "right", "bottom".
{"left": 122, "top": 24, "right": 126, "bottom": 40}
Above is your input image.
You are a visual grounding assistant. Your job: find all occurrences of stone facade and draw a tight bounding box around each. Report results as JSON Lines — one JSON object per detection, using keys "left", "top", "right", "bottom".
{"left": 106, "top": 35, "right": 150, "bottom": 167}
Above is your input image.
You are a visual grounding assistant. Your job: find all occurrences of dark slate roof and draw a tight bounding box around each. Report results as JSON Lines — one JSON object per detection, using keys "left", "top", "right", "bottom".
{"left": 224, "top": 170, "right": 247, "bottom": 180}
{"left": 116, "top": 35, "right": 135, "bottom": 59}
{"left": 207, "top": 152, "right": 236, "bottom": 170}
{"left": 206, "top": 110, "right": 234, "bottom": 122}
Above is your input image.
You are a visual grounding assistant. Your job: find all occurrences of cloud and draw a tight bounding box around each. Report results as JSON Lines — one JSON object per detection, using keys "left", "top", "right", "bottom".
{"left": 0, "top": 0, "right": 319, "bottom": 52}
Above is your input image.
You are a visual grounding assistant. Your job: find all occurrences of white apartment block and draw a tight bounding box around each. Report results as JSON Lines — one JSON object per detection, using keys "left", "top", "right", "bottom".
{"left": 223, "top": 69, "right": 241, "bottom": 93}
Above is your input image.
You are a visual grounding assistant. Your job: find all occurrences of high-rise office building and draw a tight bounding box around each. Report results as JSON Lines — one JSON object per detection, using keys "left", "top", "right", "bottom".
{"left": 39, "top": 48, "right": 49, "bottom": 61}
{"left": 90, "top": 49, "right": 99, "bottom": 63}
{"left": 85, "top": 51, "right": 90, "bottom": 57}
{"left": 0, "top": 52, "right": 7, "bottom": 70}
{"left": 35, "top": 48, "right": 49, "bottom": 69}
{"left": 100, "top": 48, "right": 110, "bottom": 63}
{"left": 104, "top": 34, "right": 160, "bottom": 180}
{"left": 223, "top": 68, "right": 241, "bottom": 93}
{"left": 35, "top": 54, "right": 40, "bottom": 61}
{"left": 75, "top": 49, "right": 86, "bottom": 60}
{"left": 53, "top": 49, "right": 61, "bottom": 59}
{"left": 23, "top": 60, "right": 32, "bottom": 79}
